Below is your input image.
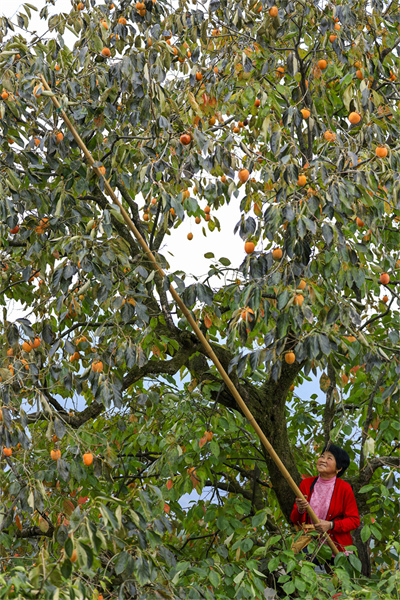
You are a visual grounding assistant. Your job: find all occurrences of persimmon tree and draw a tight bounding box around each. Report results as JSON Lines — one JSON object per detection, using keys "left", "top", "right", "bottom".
{"left": 0, "top": 0, "right": 399, "bottom": 598}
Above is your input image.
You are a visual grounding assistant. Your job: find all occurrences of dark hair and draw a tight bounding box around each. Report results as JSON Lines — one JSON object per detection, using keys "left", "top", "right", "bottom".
{"left": 321, "top": 443, "right": 350, "bottom": 477}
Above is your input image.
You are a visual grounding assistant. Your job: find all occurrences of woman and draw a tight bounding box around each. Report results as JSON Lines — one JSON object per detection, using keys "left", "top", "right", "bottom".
{"left": 291, "top": 444, "right": 360, "bottom": 554}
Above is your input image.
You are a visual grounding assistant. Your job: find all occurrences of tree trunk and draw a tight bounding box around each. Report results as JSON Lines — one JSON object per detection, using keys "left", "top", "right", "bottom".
{"left": 352, "top": 524, "right": 371, "bottom": 577}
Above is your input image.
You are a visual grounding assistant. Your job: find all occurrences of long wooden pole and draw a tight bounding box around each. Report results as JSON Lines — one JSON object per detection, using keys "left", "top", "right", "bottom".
{"left": 39, "top": 75, "right": 339, "bottom": 556}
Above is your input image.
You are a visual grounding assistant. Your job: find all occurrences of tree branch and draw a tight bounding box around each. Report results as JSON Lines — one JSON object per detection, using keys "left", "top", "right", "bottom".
{"left": 16, "top": 524, "right": 54, "bottom": 539}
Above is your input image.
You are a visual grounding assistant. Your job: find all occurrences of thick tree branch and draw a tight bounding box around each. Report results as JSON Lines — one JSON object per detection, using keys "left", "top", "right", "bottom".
{"left": 16, "top": 525, "right": 54, "bottom": 539}
{"left": 27, "top": 401, "right": 104, "bottom": 428}
{"left": 360, "top": 456, "right": 400, "bottom": 481}
{"left": 123, "top": 346, "right": 198, "bottom": 389}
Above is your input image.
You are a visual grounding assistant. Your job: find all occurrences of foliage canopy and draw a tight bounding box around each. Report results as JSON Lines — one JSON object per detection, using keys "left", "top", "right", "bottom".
{"left": 0, "top": 0, "right": 399, "bottom": 598}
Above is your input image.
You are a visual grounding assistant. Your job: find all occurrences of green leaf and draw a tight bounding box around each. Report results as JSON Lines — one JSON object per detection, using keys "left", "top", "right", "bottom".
{"left": 233, "top": 570, "right": 245, "bottom": 585}
{"left": 361, "top": 525, "right": 371, "bottom": 543}
{"left": 348, "top": 553, "right": 362, "bottom": 572}
{"left": 219, "top": 257, "right": 231, "bottom": 266}
{"left": 358, "top": 484, "right": 375, "bottom": 494}
{"left": 268, "top": 556, "right": 280, "bottom": 572}
{"left": 114, "top": 551, "right": 131, "bottom": 575}
{"left": 283, "top": 580, "right": 296, "bottom": 594}
{"left": 252, "top": 510, "right": 269, "bottom": 528}
{"left": 209, "top": 569, "right": 221, "bottom": 587}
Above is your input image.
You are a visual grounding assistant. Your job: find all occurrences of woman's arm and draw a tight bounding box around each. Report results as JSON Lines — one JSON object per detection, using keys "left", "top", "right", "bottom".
{"left": 332, "top": 485, "right": 360, "bottom": 533}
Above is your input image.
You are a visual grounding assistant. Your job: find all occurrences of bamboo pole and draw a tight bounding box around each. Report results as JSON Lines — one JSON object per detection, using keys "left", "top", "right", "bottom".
{"left": 39, "top": 74, "right": 339, "bottom": 556}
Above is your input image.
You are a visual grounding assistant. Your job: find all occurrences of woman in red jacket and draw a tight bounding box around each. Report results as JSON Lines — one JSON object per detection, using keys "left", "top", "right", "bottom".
{"left": 291, "top": 443, "right": 360, "bottom": 555}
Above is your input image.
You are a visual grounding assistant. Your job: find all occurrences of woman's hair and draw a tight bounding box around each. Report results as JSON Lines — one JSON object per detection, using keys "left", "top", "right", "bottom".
{"left": 321, "top": 443, "right": 350, "bottom": 477}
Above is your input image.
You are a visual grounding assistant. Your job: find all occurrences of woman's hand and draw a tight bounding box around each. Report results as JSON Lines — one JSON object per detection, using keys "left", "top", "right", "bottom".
{"left": 314, "top": 520, "right": 332, "bottom": 534}
{"left": 295, "top": 495, "right": 309, "bottom": 513}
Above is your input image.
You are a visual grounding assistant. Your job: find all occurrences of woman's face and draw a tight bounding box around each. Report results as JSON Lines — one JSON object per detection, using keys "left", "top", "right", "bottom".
{"left": 316, "top": 451, "right": 338, "bottom": 478}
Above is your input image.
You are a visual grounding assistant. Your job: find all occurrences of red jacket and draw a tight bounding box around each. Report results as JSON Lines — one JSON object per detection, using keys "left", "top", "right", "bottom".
{"left": 291, "top": 476, "right": 360, "bottom": 552}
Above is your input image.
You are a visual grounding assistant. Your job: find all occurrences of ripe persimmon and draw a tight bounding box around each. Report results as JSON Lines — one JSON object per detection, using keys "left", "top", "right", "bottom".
{"left": 92, "top": 360, "right": 103, "bottom": 373}
{"left": 269, "top": 6, "right": 278, "bottom": 16}
{"left": 272, "top": 248, "right": 283, "bottom": 261}
{"left": 187, "top": 233, "right": 193, "bottom": 240}
{"left": 254, "top": 98, "right": 261, "bottom": 107}
{"left": 1, "top": 90, "right": 9, "bottom": 100}
{"left": 380, "top": 273, "right": 390, "bottom": 285}
{"left": 50, "top": 449, "right": 61, "bottom": 461}
{"left": 324, "top": 130, "right": 335, "bottom": 142}
{"left": 77, "top": 2, "right": 84, "bottom": 9}
{"left": 70, "top": 549, "right": 78, "bottom": 563}
{"left": 245, "top": 241, "right": 255, "bottom": 254}
{"left": 195, "top": 72, "right": 203, "bottom": 81}
{"left": 298, "top": 280, "right": 306, "bottom": 290}
{"left": 297, "top": 174, "right": 307, "bottom": 186}
{"left": 356, "top": 217, "right": 364, "bottom": 227}
{"left": 56, "top": 132, "right": 63, "bottom": 144}
{"left": 195, "top": 216, "right": 201, "bottom": 224}
{"left": 238, "top": 169, "right": 249, "bottom": 183}
{"left": 375, "top": 146, "right": 388, "bottom": 158}
{"left": 356, "top": 69, "right": 363, "bottom": 80}
{"left": 285, "top": 352, "right": 296, "bottom": 365}
{"left": 300, "top": 108, "right": 310, "bottom": 119}
{"left": 349, "top": 112, "right": 361, "bottom": 124}
{"left": 318, "top": 59, "right": 327, "bottom": 70}
{"left": 101, "top": 47, "right": 111, "bottom": 57}
{"left": 3, "top": 447, "right": 12, "bottom": 457}
{"left": 180, "top": 133, "right": 191, "bottom": 145}
{"left": 83, "top": 452, "right": 93, "bottom": 466}
{"left": 22, "top": 341, "right": 32, "bottom": 353}
{"left": 98, "top": 165, "right": 106, "bottom": 175}
{"left": 30, "top": 337, "right": 41, "bottom": 349}
{"left": 10, "top": 225, "right": 19, "bottom": 234}
{"left": 118, "top": 17, "right": 127, "bottom": 24}
{"left": 293, "top": 294, "right": 304, "bottom": 306}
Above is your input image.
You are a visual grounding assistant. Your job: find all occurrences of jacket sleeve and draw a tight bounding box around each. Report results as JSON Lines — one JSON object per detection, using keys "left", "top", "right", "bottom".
{"left": 333, "top": 483, "right": 360, "bottom": 533}
{"left": 290, "top": 480, "right": 308, "bottom": 525}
